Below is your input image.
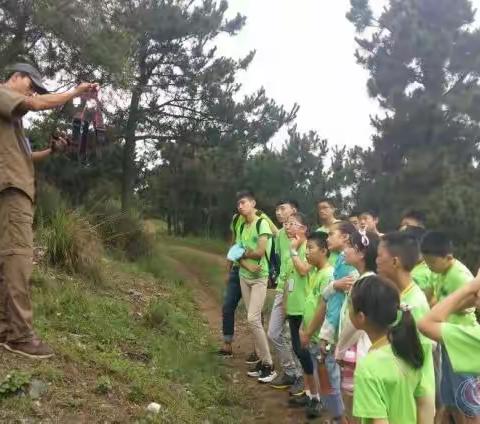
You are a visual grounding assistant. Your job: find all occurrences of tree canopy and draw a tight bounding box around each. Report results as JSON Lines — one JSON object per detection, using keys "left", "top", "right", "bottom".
{"left": 3, "top": 0, "right": 480, "bottom": 266}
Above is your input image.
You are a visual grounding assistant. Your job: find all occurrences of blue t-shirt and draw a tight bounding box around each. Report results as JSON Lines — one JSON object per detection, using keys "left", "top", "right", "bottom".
{"left": 320, "top": 253, "right": 358, "bottom": 343}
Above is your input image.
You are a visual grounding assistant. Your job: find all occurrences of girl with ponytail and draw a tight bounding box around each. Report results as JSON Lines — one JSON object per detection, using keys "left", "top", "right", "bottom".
{"left": 349, "top": 276, "right": 427, "bottom": 424}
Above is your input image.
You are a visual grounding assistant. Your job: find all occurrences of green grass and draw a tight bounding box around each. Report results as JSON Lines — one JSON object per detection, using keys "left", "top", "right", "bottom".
{"left": 0, "top": 251, "right": 254, "bottom": 423}
{"left": 168, "top": 246, "right": 227, "bottom": 300}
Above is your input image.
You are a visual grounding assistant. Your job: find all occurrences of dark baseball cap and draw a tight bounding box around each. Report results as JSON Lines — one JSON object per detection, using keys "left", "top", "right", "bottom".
{"left": 6, "top": 63, "right": 49, "bottom": 94}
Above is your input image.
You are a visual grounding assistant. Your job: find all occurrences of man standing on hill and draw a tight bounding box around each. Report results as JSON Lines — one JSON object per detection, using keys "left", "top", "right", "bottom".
{"left": 0, "top": 63, "right": 98, "bottom": 359}
{"left": 218, "top": 192, "right": 277, "bottom": 359}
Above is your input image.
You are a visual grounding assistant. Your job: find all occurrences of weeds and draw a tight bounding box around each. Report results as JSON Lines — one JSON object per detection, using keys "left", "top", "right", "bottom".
{"left": 36, "top": 209, "right": 104, "bottom": 284}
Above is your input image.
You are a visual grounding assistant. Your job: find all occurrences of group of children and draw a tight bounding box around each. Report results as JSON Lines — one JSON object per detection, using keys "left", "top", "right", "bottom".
{"left": 219, "top": 191, "right": 480, "bottom": 423}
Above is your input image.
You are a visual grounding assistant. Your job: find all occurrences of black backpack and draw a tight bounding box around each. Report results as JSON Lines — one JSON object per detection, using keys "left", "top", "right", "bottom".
{"left": 239, "top": 217, "right": 280, "bottom": 288}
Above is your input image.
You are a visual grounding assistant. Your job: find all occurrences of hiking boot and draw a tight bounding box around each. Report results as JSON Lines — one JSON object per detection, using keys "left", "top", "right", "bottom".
{"left": 305, "top": 397, "right": 324, "bottom": 419}
{"left": 257, "top": 363, "right": 277, "bottom": 383}
{"left": 246, "top": 361, "right": 263, "bottom": 378}
{"left": 288, "top": 392, "right": 309, "bottom": 407}
{"left": 4, "top": 338, "right": 54, "bottom": 359}
{"left": 289, "top": 376, "right": 305, "bottom": 396}
{"left": 269, "top": 372, "right": 296, "bottom": 389}
{"left": 245, "top": 351, "right": 260, "bottom": 365}
{"left": 217, "top": 347, "right": 233, "bottom": 358}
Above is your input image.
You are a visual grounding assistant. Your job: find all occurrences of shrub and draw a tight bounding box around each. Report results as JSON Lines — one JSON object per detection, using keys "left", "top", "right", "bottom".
{"left": 34, "top": 182, "right": 67, "bottom": 227}
{"left": 0, "top": 371, "right": 31, "bottom": 399}
{"left": 88, "top": 198, "right": 155, "bottom": 260}
{"left": 37, "top": 209, "right": 104, "bottom": 284}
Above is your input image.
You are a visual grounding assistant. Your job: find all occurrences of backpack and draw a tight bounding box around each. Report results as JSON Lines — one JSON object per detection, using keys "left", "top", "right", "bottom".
{"left": 231, "top": 210, "right": 263, "bottom": 239}
{"left": 239, "top": 217, "right": 280, "bottom": 289}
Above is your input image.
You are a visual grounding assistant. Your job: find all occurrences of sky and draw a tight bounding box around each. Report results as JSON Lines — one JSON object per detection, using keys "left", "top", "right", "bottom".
{"left": 217, "top": 0, "right": 480, "bottom": 149}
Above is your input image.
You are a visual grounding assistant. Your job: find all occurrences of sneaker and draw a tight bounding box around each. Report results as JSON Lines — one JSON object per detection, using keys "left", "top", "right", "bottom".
{"left": 217, "top": 348, "right": 233, "bottom": 358}
{"left": 289, "top": 376, "right": 305, "bottom": 396}
{"left": 269, "top": 372, "right": 296, "bottom": 389}
{"left": 245, "top": 351, "right": 260, "bottom": 365}
{"left": 4, "top": 338, "right": 54, "bottom": 359}
{"left": 288, "top": 392, "right": 309, "bottom": 407}
{"left": 246, "top": 361, "right": 263, "bottom": 378}
{"left": 305, "top": 397, "right": 324, "bottom": 419}
{"left": 257, "top": 363, "right": 277, "bottom": 383}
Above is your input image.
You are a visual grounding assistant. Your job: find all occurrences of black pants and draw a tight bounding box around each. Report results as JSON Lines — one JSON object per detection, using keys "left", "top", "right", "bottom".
{"left": 288, "top": 315, "right": 314, "bottom": 375}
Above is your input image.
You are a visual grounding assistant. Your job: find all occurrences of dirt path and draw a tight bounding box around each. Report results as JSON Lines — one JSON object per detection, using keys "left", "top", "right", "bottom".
{"left": 161, "top": 245, "right": 314, "bottom": 424}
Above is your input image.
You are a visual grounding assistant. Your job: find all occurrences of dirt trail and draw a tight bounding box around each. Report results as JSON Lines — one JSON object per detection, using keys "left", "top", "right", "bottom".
{"left": 162, "top": 244, "right": 317, "bottom": 424}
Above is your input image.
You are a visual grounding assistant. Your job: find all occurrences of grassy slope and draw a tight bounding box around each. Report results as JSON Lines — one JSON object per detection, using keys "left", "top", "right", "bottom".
{"left": 0, "top": 248, "right": 253, "bottom": 423}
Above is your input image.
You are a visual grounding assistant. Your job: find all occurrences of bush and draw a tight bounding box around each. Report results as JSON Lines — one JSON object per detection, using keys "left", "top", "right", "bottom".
{"left": 34, "top": 182, "right": 67, "bottom": 227}
{"left": 0, "top": 371, "right": 31, "bottom": 399}
{"left": 88, "top": 198, "right": 155, "bottom": 260}
{"left": 37, "top": 209, "right": 104, "bottom": 284}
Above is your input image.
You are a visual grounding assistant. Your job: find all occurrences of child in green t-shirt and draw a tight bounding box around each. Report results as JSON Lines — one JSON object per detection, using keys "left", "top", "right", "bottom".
{"left": 337, "top": 230, "right": 380, "bottom": 422}
{"left": 350, "top": 276, "right": 429, "bottom": 424}
{"left": 265, "top": 199, "right": 303, "bottom": 389}
{"left": 377, "top": 231, "right": 435, "bottom": 422}
{"left": 401, "top": 225, "right": 436, "bottom": 302}
{"left": 283, "top": 213, "right": 319, "bottom": 413}
{"left": 421, "top": 231, "right": 480, "bottom": 421}
{"left": 234, "top": 191, "right": 276, "bottom": 382}
{"left": 301, "top": 232, "right": 333, "bottom": 419}
{"left": 419, "top": 270, "right": 480, "bottom": 376}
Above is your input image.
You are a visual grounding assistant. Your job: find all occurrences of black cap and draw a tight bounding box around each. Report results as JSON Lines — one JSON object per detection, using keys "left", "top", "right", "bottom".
{"left": 6, "top": 63, "right": 49, "bottom": 94}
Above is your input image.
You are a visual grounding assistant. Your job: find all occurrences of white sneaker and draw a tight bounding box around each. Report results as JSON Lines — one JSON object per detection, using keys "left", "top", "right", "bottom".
{"left": 257, "top": 363, "right": 277, "bottom": 383}
{"left": 247, "top": 361, "right": 263, "bottom": 378}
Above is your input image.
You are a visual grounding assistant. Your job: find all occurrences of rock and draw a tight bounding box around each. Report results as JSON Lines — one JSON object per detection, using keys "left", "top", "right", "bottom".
{"left": 147, "top": 402, "right": 161, "bottom": 414}
{"left": 128, "top": 289, "right": 143, "bottom": 299}
{"left": 29, "top": 379, "right": 48, "bottom": 400}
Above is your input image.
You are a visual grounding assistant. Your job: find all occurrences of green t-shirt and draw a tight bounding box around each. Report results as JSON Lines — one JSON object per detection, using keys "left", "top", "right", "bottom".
{"left": 401, "top": 283, "right": 435, "bottom": 397}
{"left": 275, "top": 228, "right": 292, "bottom": 293}
{"left": 435, "top": 260, "right": 477, "bottom": 326}
{"left": 353, "top": 344, "right": 424, "bottom": 424}
{"left": 285, "top": 243, "right": 308, "bottom": 316}
{"left": 230, "top": 211, "right": 277, "bottom": 243}
{"left": 238, "top": 217, "right": 272, "bottom": 279}
{"left": 315, "top": 225, "right": 338, "bottom": 266}
{"left": 412, "top": 262, "right": 434, "bottom": 294}
{"left": 302, "top": 265, "right": 333, "bottom": 342}
{"left": 442, "top": 323, "right": 480, "bottom": 375}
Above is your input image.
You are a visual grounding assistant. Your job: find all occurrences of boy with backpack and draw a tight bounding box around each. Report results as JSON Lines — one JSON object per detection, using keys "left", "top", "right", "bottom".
{"left": 234, "top": 191, "right": 276, "bottom": 381}
{"left": 218, "top": 193, "right": 277, "bottom": 359}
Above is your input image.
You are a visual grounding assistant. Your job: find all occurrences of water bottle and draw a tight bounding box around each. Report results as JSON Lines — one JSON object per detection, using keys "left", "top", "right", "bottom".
{"left": 341, "top": 346, "right": 356, "bottom": 395}
{"left": 317, "top": 344, "right": 333, "bottom": 395}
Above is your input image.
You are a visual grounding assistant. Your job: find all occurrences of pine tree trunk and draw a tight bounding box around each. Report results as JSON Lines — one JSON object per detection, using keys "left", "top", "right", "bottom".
{"left": 121, "top": 86, "right": 142, "bottom": 210}
{"left": 121, "top": 44, "right": 149, "bottom": 211}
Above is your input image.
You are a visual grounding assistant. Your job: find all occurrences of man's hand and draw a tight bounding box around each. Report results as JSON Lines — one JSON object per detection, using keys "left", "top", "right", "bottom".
{"left": 333, "top": 276, "right": 355, "bottom": 292}
{"left": 50, "top": 135, "right": 69, "bottom": 153}
{"left": 300, "top": 328, "right": 310, "bottom": 349}
{"left": 75, "top": 83, "right": 100, "bottom": 98}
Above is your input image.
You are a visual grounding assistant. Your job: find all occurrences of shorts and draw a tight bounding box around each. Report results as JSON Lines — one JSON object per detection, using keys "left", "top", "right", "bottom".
{"left": 441, "top": 345, "right": 480, "bottom": 417}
